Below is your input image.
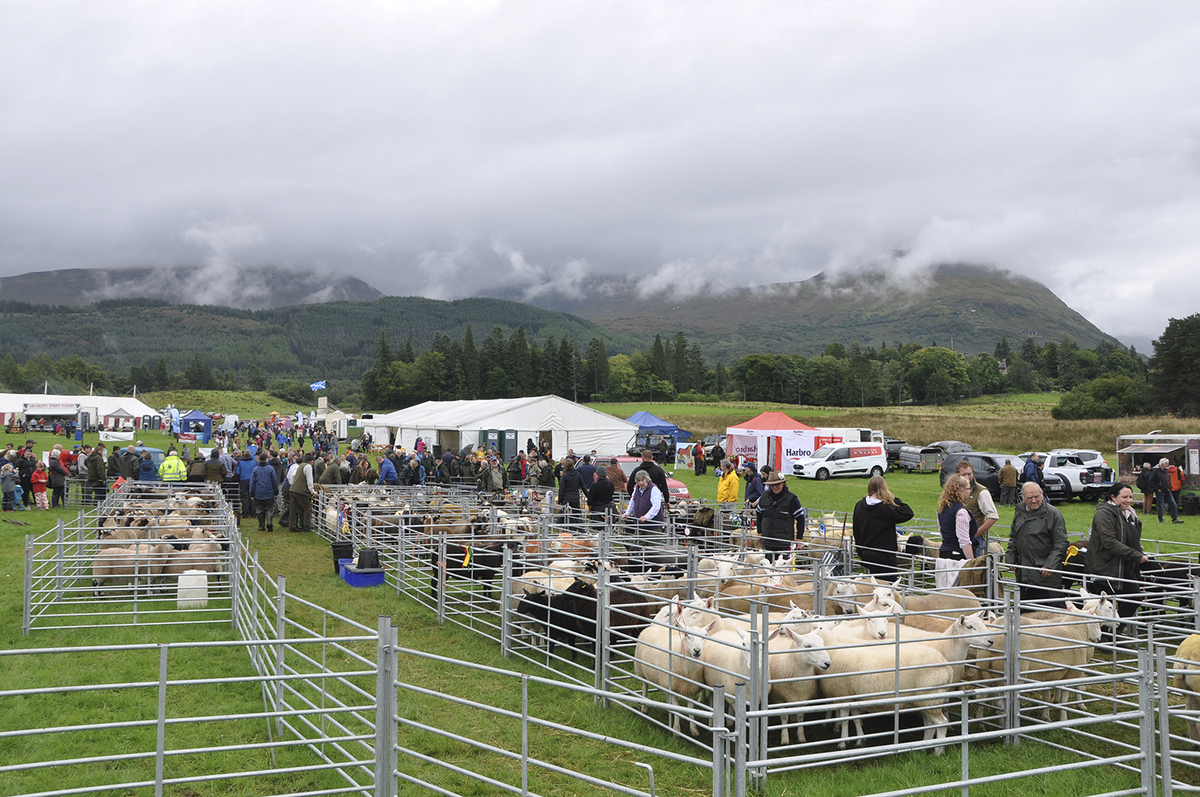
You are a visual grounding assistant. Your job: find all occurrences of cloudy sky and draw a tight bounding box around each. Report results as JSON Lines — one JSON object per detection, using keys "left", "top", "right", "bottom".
{"left": 3, "top": 1, "right": 1198, "bottom": 348}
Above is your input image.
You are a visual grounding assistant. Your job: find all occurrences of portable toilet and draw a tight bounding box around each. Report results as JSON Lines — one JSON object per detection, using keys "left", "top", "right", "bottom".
{"left": 502, "top": 429, "right": 518, "bottom": 461}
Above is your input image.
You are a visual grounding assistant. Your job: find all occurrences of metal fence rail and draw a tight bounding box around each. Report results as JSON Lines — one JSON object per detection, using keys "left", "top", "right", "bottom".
{"left": 23, "top": 481, "right": 241, "bottom": 633}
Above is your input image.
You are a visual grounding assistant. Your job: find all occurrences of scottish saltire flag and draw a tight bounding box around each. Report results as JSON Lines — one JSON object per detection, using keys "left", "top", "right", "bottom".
{"left": 310, "top": 380, "right": 326, "bottom": 391}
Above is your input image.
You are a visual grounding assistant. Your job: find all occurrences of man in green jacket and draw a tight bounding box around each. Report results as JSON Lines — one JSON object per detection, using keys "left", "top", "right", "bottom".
{"left": 1006, "top": 483, "right": 1068, "bottom": 611}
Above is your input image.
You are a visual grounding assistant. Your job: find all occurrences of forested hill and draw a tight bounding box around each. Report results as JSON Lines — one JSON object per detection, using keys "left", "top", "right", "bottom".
{"left": 521, "top": 263, "right": 1121, "bottom": 362}
{"left": 0, "top": 296, "right": 626, "bottom": 383}
{"left": 0, "top": 266, "right": 382, "bottom": 309}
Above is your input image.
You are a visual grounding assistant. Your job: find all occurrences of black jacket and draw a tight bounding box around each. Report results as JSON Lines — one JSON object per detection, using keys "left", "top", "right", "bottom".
{"left": 557, "top": 469, "right": 585, "bottom": 505}
{"left": 1087, "top": 500, "right": 1144, "bottom": 581}
{"left": 757, "top": 486, "right": 804, "bottom": 548}
{"left": 630, "top": 461, "right": 670, "bottom": 505}
{"left": 588, "top": 477, "right": 615, "bottom": 508}
{"left": 851, "top": 497, "right": 914, "bottom": 555}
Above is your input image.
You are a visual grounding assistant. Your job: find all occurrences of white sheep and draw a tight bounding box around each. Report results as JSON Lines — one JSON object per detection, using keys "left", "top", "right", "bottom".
{"left": 1174, "top": 634, "right": 1200, "bottom": 743}
{"left": 700, "top": 626, "right": 754, "bottom": 728}
{"left": 818, "top": 627, "right": 962, "bottom": 754}
{"left": 768, "top": 626, "right": 831, "bottom": 745}
{"left": 873, "top": 580, "right": 982, "bottom": 632}
{"left": 969, "top": 602, "right": 1102, "bottom": 722}
{"left": 162, "top": 531, "right": 224, "bottom": 578}
{"left": 634, "top": 601, "right": 715, "bottom": 735}
{"left": 91, "top": 542, "right": 174, "bottom": 597}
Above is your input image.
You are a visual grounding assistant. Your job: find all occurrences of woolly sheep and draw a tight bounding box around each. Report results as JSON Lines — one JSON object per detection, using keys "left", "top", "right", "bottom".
{"left": 1174, "top": 634, "right": 1200, "bottom": 743}
{"left": 91, "top": 542, "right": 174, "bottom": 597}
{"left": 769, "top": 626, "right": 831, "bottom": 745}
{"left": 161, "top": 531, "right": 224, "bottom": 578}
{"left": 969, "top": 602, "right": 1102, "bottom": 722}
{"left": 873, "top": 580, "right": 982, "bottom": 632}
{"left": 818, "top": 623, "right": 964, "bottom": 754}
{"left": 634, "top": 601, "right": 714, "bottom": 735}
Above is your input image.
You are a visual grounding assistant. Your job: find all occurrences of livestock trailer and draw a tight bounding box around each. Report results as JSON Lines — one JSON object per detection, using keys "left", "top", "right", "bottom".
{"left": 896, "top": 445, "right": 945, "bottom": 473}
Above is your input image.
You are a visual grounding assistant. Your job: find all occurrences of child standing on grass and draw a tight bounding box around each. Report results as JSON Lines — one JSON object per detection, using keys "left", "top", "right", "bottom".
{"left": 31, "top": 461, "right": 49, "bottom": 509}
{"left": 1, "top": 463, "right": 15, "bottom": 511}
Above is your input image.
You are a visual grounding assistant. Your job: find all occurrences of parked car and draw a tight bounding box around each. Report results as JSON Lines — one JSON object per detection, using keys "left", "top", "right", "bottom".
{"left": 883, "top": 437, "right": 907, "bottom": 468}
{"left": 626, "top": 433, "right": 676, "bottom": 463}
{"left": 1019, "top": 451, "right": 1114, "bottom": 501}
{"left": 594, "top": 456, "right": 691, "bottom": 501}
{"left": 941, "top": 452, "right": 1069, "bottom": 504}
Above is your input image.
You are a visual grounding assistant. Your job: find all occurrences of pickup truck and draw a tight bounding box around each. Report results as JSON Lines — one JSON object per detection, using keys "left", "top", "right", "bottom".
{"left": 1019, "top": 451, "right": 1115, "bottom": 501}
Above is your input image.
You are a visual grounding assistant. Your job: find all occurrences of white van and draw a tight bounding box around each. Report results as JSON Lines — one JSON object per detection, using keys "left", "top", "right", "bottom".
{"left": 791, "top": 444, "right": 887, "bottom": 481}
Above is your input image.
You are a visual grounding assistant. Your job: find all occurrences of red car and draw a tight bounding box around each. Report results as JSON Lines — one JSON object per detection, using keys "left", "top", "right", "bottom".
{"left": 594, "top": 456, "right": 691, "bottom": 501}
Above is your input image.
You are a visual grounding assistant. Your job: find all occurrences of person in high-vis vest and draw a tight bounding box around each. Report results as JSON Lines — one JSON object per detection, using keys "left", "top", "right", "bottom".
{"left": 158, "top": 448, "right": 188, "bottom": 482}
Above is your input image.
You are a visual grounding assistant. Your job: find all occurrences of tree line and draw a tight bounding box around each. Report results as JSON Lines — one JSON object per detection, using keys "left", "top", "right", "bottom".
{"left": 353, "top": 321, "right": 1187, "bottom": 420}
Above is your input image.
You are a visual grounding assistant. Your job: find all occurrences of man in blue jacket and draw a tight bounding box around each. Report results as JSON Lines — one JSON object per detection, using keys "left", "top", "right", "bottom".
{"left": 249, "top": 454, "right": 280, "bottom": 531}
{"left": 377, "top": 454, "right": 399, "bottom": 486}
{"left": 1022, "top": 453, "right": 1045, "bottom": 488}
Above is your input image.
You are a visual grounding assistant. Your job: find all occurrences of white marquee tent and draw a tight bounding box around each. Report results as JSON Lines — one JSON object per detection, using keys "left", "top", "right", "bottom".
{"left": 366, "top": 396, "right": 639, "bottom": 459}
{"left": 0, "top": 392, "right": 159, "bottom": 428}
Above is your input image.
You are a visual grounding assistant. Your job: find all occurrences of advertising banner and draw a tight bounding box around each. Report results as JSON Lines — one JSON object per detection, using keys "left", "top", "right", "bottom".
{"left": 178, "top": 433, "right": 198, "bottom": 443}
{"left": 23, "top": 402, "right": 79, "bottom": 416}
{"left": 99, "top": 431, "right": 134, "bottom": 442}
{"left": 727, "top": 434, "right": 760, "bottom": 464}
{"left": 675, "top": 444, "right": 694, "bottom": 471}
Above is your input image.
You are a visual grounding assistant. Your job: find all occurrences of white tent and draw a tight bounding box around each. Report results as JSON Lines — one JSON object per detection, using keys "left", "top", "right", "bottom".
{"left": 372, "top": 396, "right": 638, "bottom": 458}
{"left": 0, "top": 392, "right": 159, "bottom": 428}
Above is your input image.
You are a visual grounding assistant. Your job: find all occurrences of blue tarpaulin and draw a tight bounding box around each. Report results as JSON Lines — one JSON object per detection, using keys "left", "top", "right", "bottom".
{"left": 625, "top": 411, "right": 690, "bottom": 440}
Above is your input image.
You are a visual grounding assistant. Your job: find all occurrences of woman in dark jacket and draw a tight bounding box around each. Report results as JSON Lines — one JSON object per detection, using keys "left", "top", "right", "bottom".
{"left": 851, "top": 475, "right": 914, "bottom": 577}
{"left": 556, "top": 459, "right": 585, "bottom": 512}
{"left": 48, "top": 452, "right": 70, "bottom": 508}
{"left": 1087, "top": 483, "right": 1147, "bottom": 626}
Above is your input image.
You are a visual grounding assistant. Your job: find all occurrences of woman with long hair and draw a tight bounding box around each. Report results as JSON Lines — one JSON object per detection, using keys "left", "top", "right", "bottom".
{"left": 851, "top": 474, "right": 914, "bottom": 576}
{"left": 937, "top": 474, "right": 976, "bottom": 561}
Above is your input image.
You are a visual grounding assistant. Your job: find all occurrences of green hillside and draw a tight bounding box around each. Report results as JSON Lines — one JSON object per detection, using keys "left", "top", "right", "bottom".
{"left": 0, "top": 296, "right": 632, "bottom": 383}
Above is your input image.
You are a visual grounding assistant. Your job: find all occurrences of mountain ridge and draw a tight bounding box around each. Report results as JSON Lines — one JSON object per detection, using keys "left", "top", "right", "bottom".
{"left": 515, "top": 264, "right": 1121, "bottom": 359}
{"left": 0, "top": 266, "right": 382, "bottom": 310}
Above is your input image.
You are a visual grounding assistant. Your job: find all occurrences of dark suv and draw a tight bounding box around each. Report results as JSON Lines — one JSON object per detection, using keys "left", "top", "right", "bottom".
{"left": 939, "top": 452, "right": 1069, "bottom": 504}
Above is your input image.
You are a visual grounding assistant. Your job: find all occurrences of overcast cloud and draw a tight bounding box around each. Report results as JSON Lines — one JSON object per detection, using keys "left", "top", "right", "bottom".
{"left": 2, "top": 1, "right": 1198, "bottom": 347}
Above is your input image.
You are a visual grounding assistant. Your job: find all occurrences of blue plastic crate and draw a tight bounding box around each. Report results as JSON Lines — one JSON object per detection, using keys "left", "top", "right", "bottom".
{"left": 337, "top": 559, "right": 353, "bottom": 580}
{"left": 343, "top": 566, "right": 385, "bottom": 588}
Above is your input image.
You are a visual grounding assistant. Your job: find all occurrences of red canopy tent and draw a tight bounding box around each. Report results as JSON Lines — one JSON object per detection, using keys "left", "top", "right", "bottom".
{"left": 725, "top": 412, "right": 816, "bottom": 472}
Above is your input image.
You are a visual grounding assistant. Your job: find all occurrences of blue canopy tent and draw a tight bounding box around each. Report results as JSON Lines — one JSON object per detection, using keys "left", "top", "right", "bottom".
{"left": 179, "top": 409, "right": 213, "bottom": 443}
{"left": 625, "top": 411, "right": 691, "bottom": 441}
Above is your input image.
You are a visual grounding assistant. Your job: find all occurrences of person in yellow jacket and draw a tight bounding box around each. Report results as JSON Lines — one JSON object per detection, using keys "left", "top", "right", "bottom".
{"left": 157, "top": 448, "right": 188, "bottom": 481}
{"left": 717, "top": 458, "right": 740, "bottom": 525}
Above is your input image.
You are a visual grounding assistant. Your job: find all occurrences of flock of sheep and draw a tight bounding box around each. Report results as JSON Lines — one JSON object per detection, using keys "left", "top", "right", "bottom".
{"left": 89, "top": 487, "right": 231, "bottom": 597}
{"left": 498, "top": 548, "right": 1122, "bottom": 752}
{"left": 313, "top": 484, "right": 1200, "bottom": 755}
